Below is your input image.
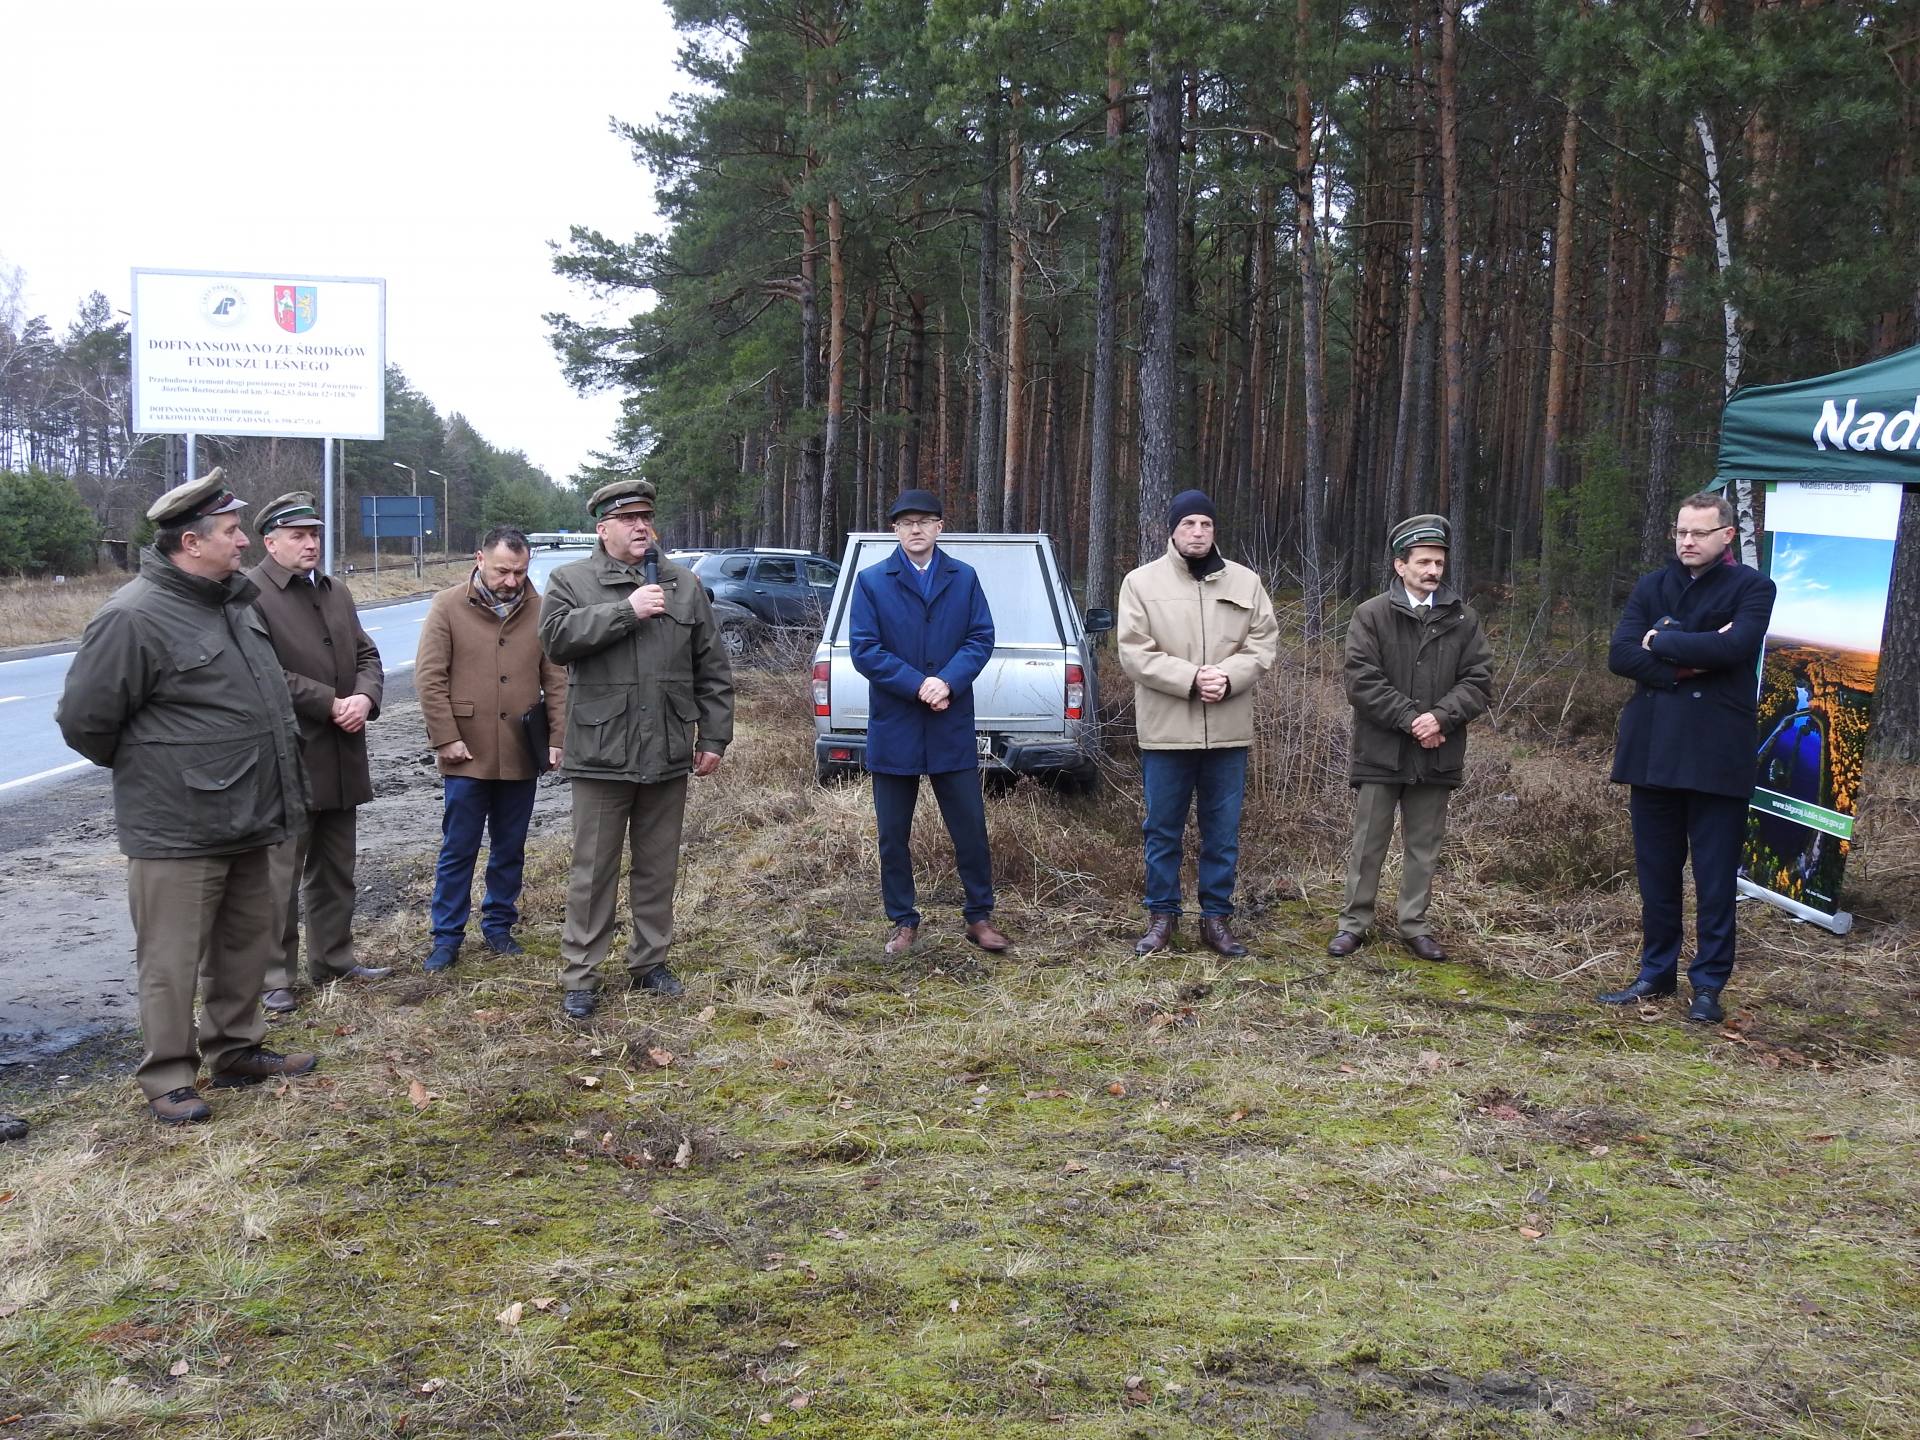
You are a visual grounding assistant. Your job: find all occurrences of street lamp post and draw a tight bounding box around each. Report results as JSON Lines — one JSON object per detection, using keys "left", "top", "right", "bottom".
{"left": 427, "top": 468, "right": 449, "bottom": 561}
{"left": 391, "top": 462, "right": 421, "bottom": 579}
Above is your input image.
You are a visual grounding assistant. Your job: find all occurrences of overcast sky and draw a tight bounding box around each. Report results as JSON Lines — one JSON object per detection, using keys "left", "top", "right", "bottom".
{"left": 4, "top": 0, "right": 685, "bottom": 482}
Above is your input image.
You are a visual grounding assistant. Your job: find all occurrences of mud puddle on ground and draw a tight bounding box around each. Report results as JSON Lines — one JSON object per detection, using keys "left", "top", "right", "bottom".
{"left": 0, "top": 686, "right": 575, "bottom": 1107}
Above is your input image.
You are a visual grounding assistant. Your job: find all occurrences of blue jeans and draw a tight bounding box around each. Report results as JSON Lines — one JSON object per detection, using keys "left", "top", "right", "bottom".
{"left": 431, "top": 777, "right": 538, "bottom": 946}
{"left": 1141, "top": 748, "right": 1249, "bottom": 917}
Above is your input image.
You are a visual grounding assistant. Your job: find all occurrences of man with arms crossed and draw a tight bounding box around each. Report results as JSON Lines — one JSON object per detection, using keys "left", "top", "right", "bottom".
{"left": 57, "top": 471, "right": 317, "bottom": 1124}
{"left": 541, "top": 481, "right": 734, "bottom": 1019}
{"left": 1597, "top": 491, "right": 1776, "bottom": 1024}
{"left": 416, "top": 526, "right": 568, "bottom": 971}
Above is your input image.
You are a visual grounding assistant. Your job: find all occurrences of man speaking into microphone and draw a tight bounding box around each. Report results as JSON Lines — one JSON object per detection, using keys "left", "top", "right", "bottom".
{"left": 540, "top": 481, "right": 735, "bottom": 1019}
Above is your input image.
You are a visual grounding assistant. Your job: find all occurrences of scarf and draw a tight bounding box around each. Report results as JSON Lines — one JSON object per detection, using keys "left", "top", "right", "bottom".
{"left": 471, "top": 569, "right": 528, "bottom": 621}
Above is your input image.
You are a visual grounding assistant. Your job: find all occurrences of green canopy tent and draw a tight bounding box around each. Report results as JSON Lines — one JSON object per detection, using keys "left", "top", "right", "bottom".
{"left": 1711, "top": 343, "right": 1919, "bottom": 936}
{"left": 1715, "top": 341, "right": 1920, "bottom": 488}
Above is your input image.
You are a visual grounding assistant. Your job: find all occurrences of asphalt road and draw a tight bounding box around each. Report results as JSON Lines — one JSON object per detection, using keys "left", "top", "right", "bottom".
{"left": 0, "top": 549, "right": 577, "bottom": 796}
{"left": 0, "top": 548, "right": 582, "bottom": 1080}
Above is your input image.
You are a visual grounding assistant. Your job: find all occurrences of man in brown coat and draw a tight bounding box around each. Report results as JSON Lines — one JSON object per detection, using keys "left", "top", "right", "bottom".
{"left": 1328, "top": 514, "right": 1492, "bottom": 962}
{"left": 416, "top": 526, "right": 568, "bottom": 972}
{"left": 246, "top": 492, "right": 389, "bottom": 1013}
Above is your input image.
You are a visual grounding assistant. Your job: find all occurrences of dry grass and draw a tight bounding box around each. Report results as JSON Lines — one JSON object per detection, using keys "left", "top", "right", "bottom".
{"left": 0, "top": 571, "right": 131, "bottom": 649}
{"left": 0, "top": 560, "right": 472, "bottom": 650}
{"left": 3, "top": 637, "right": 1918, "bottom": 1438}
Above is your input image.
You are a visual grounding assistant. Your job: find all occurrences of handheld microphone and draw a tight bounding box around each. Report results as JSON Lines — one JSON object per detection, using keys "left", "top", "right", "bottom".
{"left": 643, "top": 546, "right": 660, "bottom": 587}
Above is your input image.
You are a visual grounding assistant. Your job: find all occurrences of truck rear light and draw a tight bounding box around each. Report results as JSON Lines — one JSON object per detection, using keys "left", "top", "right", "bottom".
{"left": 812, "top": 660, "right": 830, "bottom": 716}
{"left": 827, "top": 746, "right": 853, "bottom": 763}
{"left": 1065, "top": 663, "right": 1085, "bottom": 721}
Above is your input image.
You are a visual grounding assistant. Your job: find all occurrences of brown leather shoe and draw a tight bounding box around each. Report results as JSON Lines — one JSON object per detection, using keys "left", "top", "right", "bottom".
{"left": 884, "top": 924, "right": 918, "bottom": 956}
{"left": 1198, "top": 916, "right": 1248, "bottom": 958}
{"left": 208, "top": 1046, "right": 319, "bottom": 1089}
{"left": 1134, "top": 914, "right": 1176, "bottom": 956}
{"left": 1326, "top": 931, "right": 1363, "bottom": 957}
{"left": 148, "top": 1086, "right": 212, "bottom": 1125}
{"left": 1403, "top": 934, "right": 1447, "bottom": 962}
{"left": 964, "top": 919, "right": 1010, "bottom": 953}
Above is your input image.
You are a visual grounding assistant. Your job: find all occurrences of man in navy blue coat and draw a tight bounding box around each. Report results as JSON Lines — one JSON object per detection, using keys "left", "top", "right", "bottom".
{"left": 1598, "top": 491, "right": 1776, "bottom": 1024}
{"left": 850, "top": 489, "right": 1009, "bottom": 956}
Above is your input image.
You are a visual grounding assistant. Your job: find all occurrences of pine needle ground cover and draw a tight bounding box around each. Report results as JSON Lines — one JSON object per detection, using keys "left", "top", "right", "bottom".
{"left": 3, "top": 661, "right": 1916, "bottom": 1439}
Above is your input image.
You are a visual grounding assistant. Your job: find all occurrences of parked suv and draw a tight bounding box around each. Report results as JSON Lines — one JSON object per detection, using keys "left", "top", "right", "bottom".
{"left": 811, "top": 532, "right": 1113, "bottom": 786}
{"left": 690, "top": 548, "right": 840, "bottom": 627}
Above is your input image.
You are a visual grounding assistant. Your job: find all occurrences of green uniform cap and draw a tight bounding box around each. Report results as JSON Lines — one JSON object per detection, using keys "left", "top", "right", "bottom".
{"left": 148, "top": 468, "right": 248, "bottom": 525}
{"left": 587, "top": 479, "right": 657, "bottom": 520}
{"left": 257, "top": 491, "right": 324, "bottom": 532}
{"left": 1389, "top": 512, "right": 1450, "bottom": 556}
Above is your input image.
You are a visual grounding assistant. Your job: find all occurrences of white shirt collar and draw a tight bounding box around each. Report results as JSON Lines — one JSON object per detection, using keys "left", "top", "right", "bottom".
{"left": 1404, "top": 584, "right": 1433, "bottom": 610}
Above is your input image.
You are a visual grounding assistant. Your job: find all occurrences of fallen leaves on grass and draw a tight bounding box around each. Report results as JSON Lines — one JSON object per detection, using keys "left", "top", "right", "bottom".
{"left": 496, "top": 1301, "right": 524, "bottom": 1329}
{"left": 647, "top": 1047, "right": 675, "bottom": 1068}
{"left": 407, "top": 1078, "right": 439, "bottom": 1110}
{"left": 1123, "top": 1375, "right": 1151, "bottom": 1406}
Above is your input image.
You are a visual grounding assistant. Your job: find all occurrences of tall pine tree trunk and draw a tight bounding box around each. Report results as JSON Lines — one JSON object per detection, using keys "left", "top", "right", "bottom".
{"left": 1295, "top": 0, "right": 1328, "bottom": 634}
{"left": 974, "top": 102, "right": 1004, "bottom": 531}
{"left": 1438, "top": 0, "right": 1468, "bottom": 593}
{"left": 1539, "top": 68, "right": 1581, "bottom": 603}
{"left": 1002, "top": 91, "right": 1028, "bottom": 532}
{"left": 1086, "top": 29, "right": 1125, "bottom": 612}
{"left": 1137, "top": 55, "right": 1181, "bottom": 567}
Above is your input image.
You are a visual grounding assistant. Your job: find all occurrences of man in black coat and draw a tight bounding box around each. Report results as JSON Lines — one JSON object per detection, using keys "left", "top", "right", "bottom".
{"left": 1598, "top": 491, "right": 1776, "bottom": 1024}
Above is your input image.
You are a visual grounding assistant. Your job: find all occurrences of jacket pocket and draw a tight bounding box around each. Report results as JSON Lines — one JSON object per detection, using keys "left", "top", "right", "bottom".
{"left": 570, "top": 691, "right": 630, "bottom": 769}
{"left": 181, "top": 745, "right": 261, "bottom": 846}
{"left": 663, "top": 684, "right": 697, "bottom": 766}
{"left": 169, "top": 633, "right": 226, "bottom": 673}
{"left": 1210, "top": 595, "right": 1253, "bottom": 660}
{"left": 452, "top": 702, "right": 475, "bottom": 717}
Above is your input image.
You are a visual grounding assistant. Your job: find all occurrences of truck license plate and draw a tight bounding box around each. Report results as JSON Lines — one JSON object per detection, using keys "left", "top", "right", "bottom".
{"left": 977, "top": 735, "right": 993, "bottom": 758}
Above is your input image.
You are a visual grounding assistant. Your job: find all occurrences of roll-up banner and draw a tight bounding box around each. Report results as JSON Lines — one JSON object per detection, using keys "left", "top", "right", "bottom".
{"left": 1737, "top": 481, "right": 1903, "bottom": 934}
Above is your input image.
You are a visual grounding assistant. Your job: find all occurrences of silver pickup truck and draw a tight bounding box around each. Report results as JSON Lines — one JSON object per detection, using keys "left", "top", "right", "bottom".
{"left": 810, "top": 532, "right": 1114, "bottom": 785}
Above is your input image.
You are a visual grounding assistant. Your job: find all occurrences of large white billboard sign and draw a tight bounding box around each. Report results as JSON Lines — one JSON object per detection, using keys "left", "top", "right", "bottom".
{"left": 131, "top": 269, "right": 386, "bottom": 440}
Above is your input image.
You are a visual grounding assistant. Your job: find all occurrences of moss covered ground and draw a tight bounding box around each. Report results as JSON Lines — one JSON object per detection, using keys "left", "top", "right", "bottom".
{"left": 3, "top": 661, "right": 1916, "bottom": 1438}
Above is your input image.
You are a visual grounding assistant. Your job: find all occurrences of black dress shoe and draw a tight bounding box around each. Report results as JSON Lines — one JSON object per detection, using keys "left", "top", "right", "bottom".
{"left": 1326, "top": 931, "right": 1363, "bottom": 957}
{"left": 562, "top": 989, "right": 599, "bottom": 1020}
{"left": 1686, "top": 988, "right": 1725, "bottom": 1025}
{"left": 1403, "top": 934, "right": 1447, "bottom": 962}
{"left": 262, "top": 987, "right": 298, "bottom": 1015}
{"left": 1596, "top": 977, "right": 1677, "bottom": 1006}
{"left": 483, "top": 930, "right": 525, "bottom": 956}
{"left": 631, "top": 965, "right": 685, "bottom": 997}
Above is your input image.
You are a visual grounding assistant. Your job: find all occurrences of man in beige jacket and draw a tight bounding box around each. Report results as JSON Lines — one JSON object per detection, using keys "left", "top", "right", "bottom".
{"left": 1117, "top": 490, "right": 1280, "bottom": 957}
{"left": 416, "top": 526, "right": 569, "bottom": 972}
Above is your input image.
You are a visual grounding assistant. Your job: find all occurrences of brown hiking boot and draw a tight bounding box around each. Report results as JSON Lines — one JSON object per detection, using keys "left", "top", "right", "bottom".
{"left": 1198, "top": 916, "right": 1248, "bottom": 958}
{"left": 149, "top": 1086, "right": 212, "bottom": 1125}
{"left": 964, "top": 919, "right": 1011, "bottom": 953}
{"left": 1135, "top": 914, "right": 1176, "bottom": 956}
{"left": 208, "top": 1046, "right": 319, "bottom": 1089}
{"left": 884, "top": 924, "right": 918, "bottom": 956}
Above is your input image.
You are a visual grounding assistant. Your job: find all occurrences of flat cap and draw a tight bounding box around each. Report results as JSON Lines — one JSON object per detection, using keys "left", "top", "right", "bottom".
{"left": 1389, "top": 512, "right": 1450, "bottom": 555}
{"left": 587, "top": 479, "right": 656, "bottom": 520}
{"left": 148, "top": 468, "right": 247, "bottom": 526}
{"left": 257, "top": 491, "right": 323, "bottom": 532}
{"left": 887, "top": 488, "right": 943, "bottom": 521}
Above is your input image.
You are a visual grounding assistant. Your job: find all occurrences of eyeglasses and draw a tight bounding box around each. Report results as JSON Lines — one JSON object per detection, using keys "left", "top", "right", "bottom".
{"left": 893, "top": 517, "right": 940, "bottom": 531}
{"left": 1672, "top": 526, "right": 1730, "bottom": 541}
{"left": 603, "top": 512, "right": 653, "bottom": 527}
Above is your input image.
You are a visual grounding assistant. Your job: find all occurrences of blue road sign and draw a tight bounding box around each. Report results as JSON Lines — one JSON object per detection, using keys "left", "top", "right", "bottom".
{"left": 360, "top": 494, "right": 439, "bottom": 539}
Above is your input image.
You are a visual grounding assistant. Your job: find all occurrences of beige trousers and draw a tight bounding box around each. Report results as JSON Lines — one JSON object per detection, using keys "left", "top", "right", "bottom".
{"left": 1337, "top": 781, "right": 1452, "bottom": 939}
{"left": 559, "top": 775, "right": 690, "bottom": 991}
{"left": 266, "top": 807, "right": 358, "bottom": 988}
{"left": 130, "top": 845, "right": 282, "bottom": 1098}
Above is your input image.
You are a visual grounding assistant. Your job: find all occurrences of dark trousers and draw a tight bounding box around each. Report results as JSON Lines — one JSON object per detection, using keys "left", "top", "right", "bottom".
{"left": 1141, "top": 748, "right": 1249, "bottom": 917}
{"left": 1629, "top": 784, "right": 1748, "bottom": 991}
{"left": 431, "top": 777, "right": 538, "bottom": 946}
{"left": 873, "top": 769, "right": 995, "bottom": 927}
